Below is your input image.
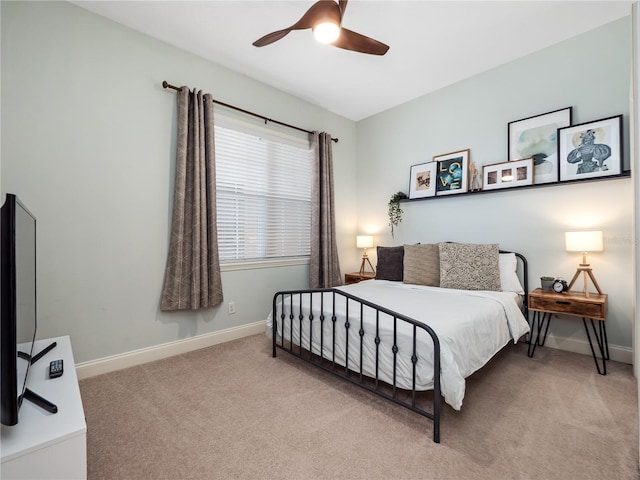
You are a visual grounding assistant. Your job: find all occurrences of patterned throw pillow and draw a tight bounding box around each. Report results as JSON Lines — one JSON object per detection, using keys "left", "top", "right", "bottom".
{"left": 403, "top": 243, "right": 440, "bottom": 286}
{"left": 439, "top": 243, "right": 501, "bottom": 291}
{"left": 375, "top": 246, "right": 404, "bottom": 281}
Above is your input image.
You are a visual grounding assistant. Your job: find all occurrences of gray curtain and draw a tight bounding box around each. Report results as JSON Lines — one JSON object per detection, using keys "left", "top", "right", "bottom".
{"left": 160, "top": 88, "right": 223, "bottom": 311}
{"left": 310, "top": 132, "right": 342, "bottom": 288}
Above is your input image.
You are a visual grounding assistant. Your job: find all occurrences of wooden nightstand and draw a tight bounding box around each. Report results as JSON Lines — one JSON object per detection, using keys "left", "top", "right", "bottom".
{"left": 344, "top": 272, "right": 376, "bottom": 285}
{"left": 528, "top": 288, "right": 609, "bottom": 374}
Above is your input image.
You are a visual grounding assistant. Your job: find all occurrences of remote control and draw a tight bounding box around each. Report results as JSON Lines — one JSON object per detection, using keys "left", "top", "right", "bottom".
{"left": 49, "top": 359, "right": 63, "bottom": 379}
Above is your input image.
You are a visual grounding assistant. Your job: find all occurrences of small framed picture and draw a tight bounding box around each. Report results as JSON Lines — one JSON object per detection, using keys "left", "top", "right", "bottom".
{"left": 508, "top": 107, "right": 572, "bottom": 185}
{"left": 558, "top": 115, "right": 623, "bottom": 182}
{"left": 434, "top": 149, "right": 469, "bottom": 196}
{"left": 408, "top": 162, "right": 437, "bottom": 199}
{"left": 482, "top": 158, "right": 534, "bottom": 191}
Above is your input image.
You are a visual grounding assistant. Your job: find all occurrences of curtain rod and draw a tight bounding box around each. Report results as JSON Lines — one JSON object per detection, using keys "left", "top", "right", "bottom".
{"left": 162, "top": 81, "right": 338, "bottom": 143}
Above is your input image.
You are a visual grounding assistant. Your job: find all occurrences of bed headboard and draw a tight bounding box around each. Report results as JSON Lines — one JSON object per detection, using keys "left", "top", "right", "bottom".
{"left": 500, "top": 249, "right": 528, "bottom": 316}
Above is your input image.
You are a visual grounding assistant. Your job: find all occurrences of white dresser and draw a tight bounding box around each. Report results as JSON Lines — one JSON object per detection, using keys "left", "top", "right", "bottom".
{"left": 1, "top": 335, "right": 87, "bottom": 479}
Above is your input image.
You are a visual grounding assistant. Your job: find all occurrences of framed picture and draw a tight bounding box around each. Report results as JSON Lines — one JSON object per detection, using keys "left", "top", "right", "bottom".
{"left": 482, "top": 158, "right": 534, "bottom": 191}
{"left": 408, "top": 162, "right": 437, "bottom": 199}
{"left": 558, "top": 114, "right": 623, "bottom": 182}
{"left": 434, "top": 149, "right": 469, "bottom": 196}
{"left": 508, "top": 107, "right": 572, "bottom": 185}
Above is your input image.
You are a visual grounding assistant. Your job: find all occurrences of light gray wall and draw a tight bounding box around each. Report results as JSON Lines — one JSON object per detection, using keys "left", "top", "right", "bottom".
{"left": 2, "top": 2, "right": 634, "bottom": 363}
{"left": 632, "top": 1, "right": 639, "bottom": 464}
{"left": 1, "top": 1, "right": 358, "bottom": 362}
{"left": 356, "top": 17, "right": 634, "bottom": 350}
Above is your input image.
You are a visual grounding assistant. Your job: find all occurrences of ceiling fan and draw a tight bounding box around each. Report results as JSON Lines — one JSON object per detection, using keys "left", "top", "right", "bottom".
{"left": 252, "top": 0, "right": 389, "bottom": 56}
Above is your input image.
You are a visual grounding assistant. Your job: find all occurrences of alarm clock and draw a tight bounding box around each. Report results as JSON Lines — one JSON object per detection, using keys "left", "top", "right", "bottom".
{"left": 552, "top": 278, "right": 568, "bottom": 293}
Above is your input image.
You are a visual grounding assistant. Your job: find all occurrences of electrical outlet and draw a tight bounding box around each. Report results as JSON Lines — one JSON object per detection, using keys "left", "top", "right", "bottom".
{"left": 228, "top": 302, "right": 235, "bottom": 314}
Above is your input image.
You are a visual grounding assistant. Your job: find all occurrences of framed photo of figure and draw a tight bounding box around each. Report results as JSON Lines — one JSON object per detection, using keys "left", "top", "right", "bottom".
{"left": 557, "top": 115, "right": 623, "bottom": 182}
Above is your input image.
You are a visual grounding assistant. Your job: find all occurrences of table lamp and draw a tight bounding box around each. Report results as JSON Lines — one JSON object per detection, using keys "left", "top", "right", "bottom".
{"left": 356, "top": 235, "right": 375, "bottom": 276}
{"left": 565, "top": 230, "right": 603, "bottom": 297}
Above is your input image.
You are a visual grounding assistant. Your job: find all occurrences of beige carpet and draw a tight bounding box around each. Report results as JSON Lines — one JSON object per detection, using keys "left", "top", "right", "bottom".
{"left": 80, "top": 334, "right": 638, "bottom": 480}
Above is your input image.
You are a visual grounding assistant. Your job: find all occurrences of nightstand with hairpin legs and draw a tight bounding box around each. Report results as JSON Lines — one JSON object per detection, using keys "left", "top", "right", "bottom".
{"left": 527, "top": 288, "right": 608, "bottom": 374}
{"left": 344, "top": 272, "right": 376, "bottom": 285}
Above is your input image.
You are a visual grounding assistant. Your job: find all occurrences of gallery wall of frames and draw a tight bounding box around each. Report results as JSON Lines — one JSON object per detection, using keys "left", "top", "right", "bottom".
{"left": 406, "top": 107, "right": 628, "bottom": 202}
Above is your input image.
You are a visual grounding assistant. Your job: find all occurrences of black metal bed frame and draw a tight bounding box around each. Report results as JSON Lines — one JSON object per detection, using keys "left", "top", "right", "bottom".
{"left": 271, "top": 251, "right": 528, "bottom": 444}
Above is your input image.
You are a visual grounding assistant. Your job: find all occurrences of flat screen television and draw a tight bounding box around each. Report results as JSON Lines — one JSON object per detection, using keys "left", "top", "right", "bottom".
{"left": 1, "top": 193, "right": 56, "bottom": 426}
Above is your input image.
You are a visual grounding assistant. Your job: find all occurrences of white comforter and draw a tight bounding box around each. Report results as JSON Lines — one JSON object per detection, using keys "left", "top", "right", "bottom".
{"left": 267, "top": 280, "right": 530, "bottom": 410}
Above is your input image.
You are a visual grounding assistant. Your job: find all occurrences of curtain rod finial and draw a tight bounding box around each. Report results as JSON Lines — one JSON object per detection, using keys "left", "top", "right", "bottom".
{"left": 162, "top": 81, "right": 168, "bottom": 88}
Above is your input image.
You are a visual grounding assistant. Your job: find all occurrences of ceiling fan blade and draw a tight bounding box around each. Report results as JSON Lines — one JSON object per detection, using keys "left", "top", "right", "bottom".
{"left": 332, "top": 27, "right": 389, "bottom": 56}
{"left": 338, "top": 0, "right": 348, "bottom": 17}
{"left": 253, "top": 1, "right": 342, "bottom": 48}
{"left": 253, "top": 29, "right": 293, "bottom": 47}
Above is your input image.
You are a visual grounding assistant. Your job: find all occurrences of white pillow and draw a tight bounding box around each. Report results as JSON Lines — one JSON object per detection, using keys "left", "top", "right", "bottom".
{"left": 499, "top": 253, "right": 525, "bottom": 295}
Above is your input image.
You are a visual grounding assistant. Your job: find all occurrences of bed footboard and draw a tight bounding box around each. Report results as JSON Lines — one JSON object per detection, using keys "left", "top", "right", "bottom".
{"left": 271, "top": 288, "right": 442, "bottom": 443}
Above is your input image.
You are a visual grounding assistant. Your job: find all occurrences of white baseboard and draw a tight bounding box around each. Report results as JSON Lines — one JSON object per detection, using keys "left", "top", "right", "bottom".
{"left": 75, "top": 320, "right": 267, "bottom": 380}
{"left": 543, "top": 333, "right": 632, "bottom": 364}
{"left": 75, "top": 320, "right": 631, "bottom": 380}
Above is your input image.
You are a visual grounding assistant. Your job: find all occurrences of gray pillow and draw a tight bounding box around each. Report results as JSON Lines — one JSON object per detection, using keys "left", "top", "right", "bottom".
{"left": 403, "top": 244, "right": 440, "bottom": 286}
{"left": 375, "top": 246, "right": 404, "bottom": 281}
{"left": 439, "top": 243, "right": 501, "bottom": 291}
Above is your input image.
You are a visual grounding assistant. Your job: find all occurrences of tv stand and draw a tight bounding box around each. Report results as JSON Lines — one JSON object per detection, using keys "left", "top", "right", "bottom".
{"left": 1, "top": 336, "right": 86, "bottom": 479}
{"left": 22, "top": 388, "right": 58, "bottom": 414}
{"left": 17, "top": 341, "right": 59, "bottom": 414}
{"left": 18, "top": 340, "right": 57, "bottom": 364}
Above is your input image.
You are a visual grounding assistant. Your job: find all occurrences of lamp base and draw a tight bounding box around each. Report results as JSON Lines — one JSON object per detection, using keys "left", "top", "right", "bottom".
{"left": 359, "top": 255, "right": 375, "bottom": 276}
{"left": 567, "top": 266, "right": 602, "bottom": 297}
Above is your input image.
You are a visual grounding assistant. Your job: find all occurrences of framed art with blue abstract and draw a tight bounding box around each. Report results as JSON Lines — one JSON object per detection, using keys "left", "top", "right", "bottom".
{"left": 557, "top": 114, "right": 623, "bottom": 182}
{"left": 508, "top": 107, "right": 572, "bottom": 185}
{"left": 434, "top": 149, "right": 469, "bottom": 196}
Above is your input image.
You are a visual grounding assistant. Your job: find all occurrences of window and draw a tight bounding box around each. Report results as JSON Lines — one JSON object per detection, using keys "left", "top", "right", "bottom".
{"left": 215, "top": 117, "right": 313, "bottom": 266}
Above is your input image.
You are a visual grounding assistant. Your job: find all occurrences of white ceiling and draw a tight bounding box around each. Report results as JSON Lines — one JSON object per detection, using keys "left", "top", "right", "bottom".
{"left": 72, "top": 1, "right": 632, "bottom": 121}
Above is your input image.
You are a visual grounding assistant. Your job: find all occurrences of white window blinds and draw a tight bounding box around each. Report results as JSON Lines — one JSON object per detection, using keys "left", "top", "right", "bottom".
{"left": 215, "top": 120, "right": 313, "bottom": 264}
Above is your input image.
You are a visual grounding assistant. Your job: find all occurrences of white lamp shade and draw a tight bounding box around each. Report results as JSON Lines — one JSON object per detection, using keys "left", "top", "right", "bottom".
{"left": 356, "top": 235, "right": 374, "bottom": 249}
{"left": 565, "top": 231, "right": 603, "bottom": 252}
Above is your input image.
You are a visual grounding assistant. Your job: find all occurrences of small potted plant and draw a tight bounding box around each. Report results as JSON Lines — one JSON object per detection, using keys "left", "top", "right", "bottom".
{"left": 388, "top": 191, "right": 408, "bottom": 238}
{"left": 541, "top": 276, "right": 555, "bottom": 291}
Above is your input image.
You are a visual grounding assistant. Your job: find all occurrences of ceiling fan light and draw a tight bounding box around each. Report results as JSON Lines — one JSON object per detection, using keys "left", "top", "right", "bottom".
{"left": 313, "top": 22, "right": 340, "bottom": 43}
